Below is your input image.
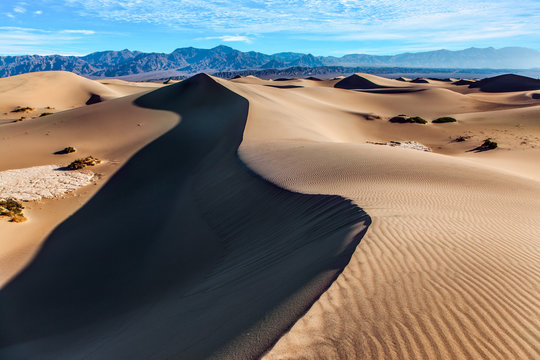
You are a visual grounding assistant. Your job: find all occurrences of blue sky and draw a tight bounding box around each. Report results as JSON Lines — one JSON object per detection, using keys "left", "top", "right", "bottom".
{"left": 1, "top": 0, "right": 539, "bottom": 56}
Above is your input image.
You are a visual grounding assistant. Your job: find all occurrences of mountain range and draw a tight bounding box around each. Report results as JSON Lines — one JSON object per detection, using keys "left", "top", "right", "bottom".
{"left": 1, "top": 46, "right": 539, "bottom": 80}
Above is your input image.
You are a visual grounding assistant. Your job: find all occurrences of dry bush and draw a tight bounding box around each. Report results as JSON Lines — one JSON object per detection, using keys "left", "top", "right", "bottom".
{"left": 0, "top": 199, "right": 26, "bottom": 223}
{"left": 11, "top": 106, "right": 34, "bottom": 113}
{"left": 67, "top": 156, "right": 101, "bottom": 170}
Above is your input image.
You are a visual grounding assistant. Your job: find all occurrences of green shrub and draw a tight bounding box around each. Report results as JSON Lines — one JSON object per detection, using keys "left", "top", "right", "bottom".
{"left": 433, "top": 117, "right": 457, "bottom": 123}
{"left": 67, "top": 156, "right": 101, "bottom": 170}
{"left": 0, "top": 199, "right": 26, "bottom": 223}
{"left": 390, "top": 116, "right": 426, "bottom": 124}
{"left": 389, "top": 116, "right": 408, "bottom": 123}
{"left": 408, "top": 116, "right": 427, "bottom": 124}
{"left": 481, "top": 138, "right": 498, "bottom": 149}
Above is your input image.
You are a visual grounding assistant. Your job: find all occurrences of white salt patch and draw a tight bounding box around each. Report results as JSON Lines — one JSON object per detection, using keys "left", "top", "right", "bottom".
{"left": 0, "top": 165, "right": 94, "bottom": 201}
{"left": 367, "top": 140, "right": 431, "bottom": 152}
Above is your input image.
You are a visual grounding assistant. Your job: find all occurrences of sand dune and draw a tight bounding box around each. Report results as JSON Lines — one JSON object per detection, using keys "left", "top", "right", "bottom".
{"left": 0, "top": 71, "right": 162, "bottom": 124}
{"left": 0, "top": 72, "right": 539, "bottom": 359}
{"left": 335, "top": 73, "right": 408, "bottom": 89}
{"left": 240, "top": 142, "right": 539, "bottom": 360}
{"left": 0, "top": 74, "right": 369, "bottom": 359}
{"left": 411, "top": 77, "right": 431, "bottom": 83}
{"left": 0, "top": 76, "right": 178, "bottom": 286}
{"left": 470, "top": 74, "right": 540, "bottom": 92}
{"left": 225, "top": 77, "right": 540, "bottom": 360}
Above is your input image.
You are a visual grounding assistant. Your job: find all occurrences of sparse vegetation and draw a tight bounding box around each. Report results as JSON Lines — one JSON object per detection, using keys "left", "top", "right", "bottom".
{"left": 453, "top": 136, "right": 470, "bottom": 142}
{"left": 67, "top": 156, "right": 101, "bottom": 170}
{"left": 13, "top": 116, "right": 25, "bottom": 123}
{"left": 11, "top": 106, "right": 34, "bottom": 113}
{"left": 57, "top": 146, "right": 76, "bottom": 154}
{"left": 365, "top": 114, "right": 381, "bottom": 120}
{"left": 389, "top": 116, "right": 427, "bottom": 124}
{"left": 433, "top": 117, "right": 457, "bottom": 123}
{"left": 39, "top": 112, "right": 53, "bottom": 117}
{"left": 0, "top": 199, "right": 26, "bottom": 223}
{"left": 408, "top": 116, "right": 427, "bottom": 124}
{"left": 481, "top": 138, "right": 498, "bottom": 149}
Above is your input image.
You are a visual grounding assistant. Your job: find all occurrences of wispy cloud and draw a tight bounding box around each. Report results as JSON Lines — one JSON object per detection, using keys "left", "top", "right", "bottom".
{"left": 200, "top": 35, "right": 252, "bottom": 43}
{"left": 13, "top": 6, "right": 26, "bottom": 14}
{"left": 0, "top": 27, "right": 96, "bottom": 55}
{"left": 56, "top": 0, "right": 540, "bottom": 54}
{"left": 61, "top": 29, "right": 96, "bottom": 35}
{"left": 61, "top": 0, "right": 540, "bottom": 34}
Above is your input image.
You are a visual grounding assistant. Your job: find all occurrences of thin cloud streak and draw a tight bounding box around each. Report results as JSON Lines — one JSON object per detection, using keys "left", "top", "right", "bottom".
{"left": 0, "top": 27, "right": 97, "bottom": 55}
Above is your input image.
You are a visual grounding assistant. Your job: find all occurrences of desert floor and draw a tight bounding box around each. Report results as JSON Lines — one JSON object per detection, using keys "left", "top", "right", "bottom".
{"left": 0, "top": 71, "right": 538, "bottom": 359}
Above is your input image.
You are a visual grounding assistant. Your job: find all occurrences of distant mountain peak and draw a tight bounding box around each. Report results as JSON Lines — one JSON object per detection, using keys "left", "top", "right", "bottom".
{"left": 212, "top": 45, "right": 235, "bottom": 52}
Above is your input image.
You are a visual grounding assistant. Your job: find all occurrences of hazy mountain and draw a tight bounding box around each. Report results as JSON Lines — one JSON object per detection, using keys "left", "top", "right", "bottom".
{"left": 0, "top": 46, "right": 538, "bottom": 79}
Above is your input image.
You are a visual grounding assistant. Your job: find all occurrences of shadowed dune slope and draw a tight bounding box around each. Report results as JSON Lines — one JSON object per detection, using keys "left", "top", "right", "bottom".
{"left": 335, "top": 74, "right": 389, "bottom": 89}
{"left": 0, "top": 74, "right": 370, "bottom": 359}
{"left": 470, "top": 74, "right": 540, "bottom": 92}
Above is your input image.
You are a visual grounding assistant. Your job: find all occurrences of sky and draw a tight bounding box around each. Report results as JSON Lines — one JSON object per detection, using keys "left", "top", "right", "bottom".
{"left": 1, "top": 0, "right": 539, "bottom": 56}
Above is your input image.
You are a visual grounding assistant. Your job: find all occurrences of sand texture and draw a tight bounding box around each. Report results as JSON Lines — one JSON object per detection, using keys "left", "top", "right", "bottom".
{"left": 0, "top": 71, "right": 539, "bottom": 359}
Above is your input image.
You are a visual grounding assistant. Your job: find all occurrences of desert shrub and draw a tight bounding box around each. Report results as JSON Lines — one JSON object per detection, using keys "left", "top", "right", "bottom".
{"left": 57, "top": 146, "right": 76, "bottom": 154}
{"left": 67, "top": 156, "right": 101, "bottom": 170}
{"left": 408, "top": 116, "right": 427, "bottom": 124}
{"left": 55, "top": 146, "right": 76, "bottom": 155}
{"left": 0, "top": 199, "right": 26, "bottom": 222}
{"left": 481, "top": 138, "right": 498, "bottom": 149}
{"left": 389, "top": 116, "right": 408, "bottom": 123}
{"left": 433, "top": 117, "right": 457, "bottom": 123}
{"left": 389, "top": 116, "right": 426, "bottom": 124}
{"left": 39, "top": 112, "right": 53, "bottom": 117}
{"left": 365, "top": 114, "right": 381, "bottom": 120}
{"left": 13, "top": 117, "right": 25, "bottom": 123}
{"left": 454, "top": 136, "right": 469, "bottom": 142}
{"left": 11, "top": 106, "right": 34, "bottom": 113}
